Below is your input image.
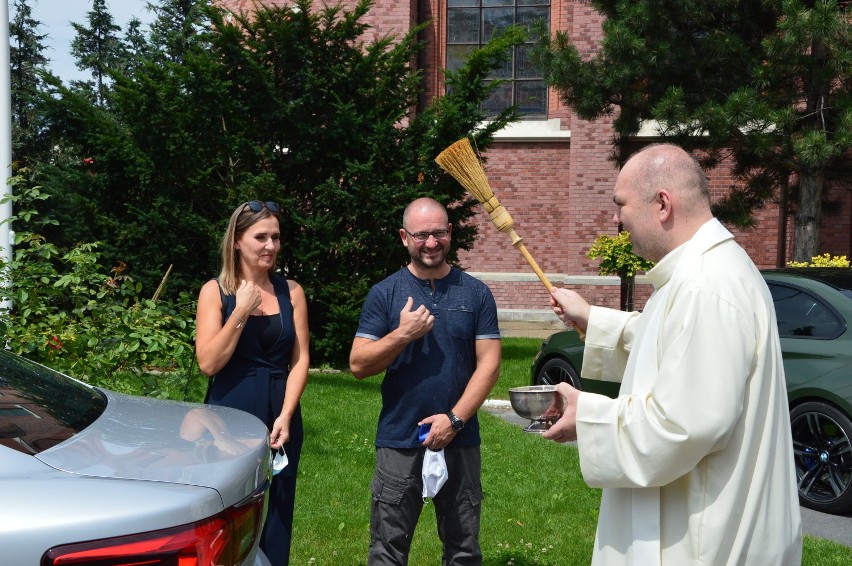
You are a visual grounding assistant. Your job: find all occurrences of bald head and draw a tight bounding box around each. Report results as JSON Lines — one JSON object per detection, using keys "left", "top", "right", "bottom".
{"left": 613, "top": 144, "right": 714, "bottom": 262}
{"left": 403, "top": 197, "right": 448, "bottom": 230}
{"left": 628, "top": 144, "right": 711, "bottom": 214}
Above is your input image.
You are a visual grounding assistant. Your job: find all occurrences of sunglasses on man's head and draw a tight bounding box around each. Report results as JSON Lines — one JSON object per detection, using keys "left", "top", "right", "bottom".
{"left": 244, "top": 200, "right": 280, "bottom": 214}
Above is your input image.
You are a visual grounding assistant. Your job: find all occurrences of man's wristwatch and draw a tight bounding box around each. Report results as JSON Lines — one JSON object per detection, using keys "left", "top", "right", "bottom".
{"left": 447, "top": 411, "right": 465, "bottom": 433}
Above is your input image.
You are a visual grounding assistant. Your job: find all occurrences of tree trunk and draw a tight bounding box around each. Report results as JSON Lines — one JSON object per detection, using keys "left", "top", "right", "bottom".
{"left": 776, "top": 183, "right": 788, "bottom": 268}
{"left": 793, "top": 168, "right": 824, "bottom": 262}
{"left": 620, "top": 275, "right": 635, "bottom": 311}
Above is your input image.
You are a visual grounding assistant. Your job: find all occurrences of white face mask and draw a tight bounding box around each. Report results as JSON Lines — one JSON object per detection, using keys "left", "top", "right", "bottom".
{"left": 272, "top": 448, "right": 289, "bottom": 475}
{"left": 422, "top": 448, "right": 448, "bottom": 500}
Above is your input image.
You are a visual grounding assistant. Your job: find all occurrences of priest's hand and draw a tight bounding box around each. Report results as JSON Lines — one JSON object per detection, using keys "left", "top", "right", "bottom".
{"left": 550, "top": 288, "right": 590, "bottom": 334}
{"left": 542, "top": 382, "right": 580, "bottom": 443}
{"left": 541, "top": 389, "right": 565, "bottom": 423}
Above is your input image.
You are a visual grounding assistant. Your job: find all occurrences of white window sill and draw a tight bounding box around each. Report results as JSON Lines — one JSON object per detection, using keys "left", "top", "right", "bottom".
{"left": 487, "top": 118, "right": 668, "bottom": 142}
{"left": 491, "top": 118, "right": 571, "bottom": 142}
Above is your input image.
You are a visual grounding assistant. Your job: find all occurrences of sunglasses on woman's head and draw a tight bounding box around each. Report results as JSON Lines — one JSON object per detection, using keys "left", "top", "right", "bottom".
{"left": 244, "top": 200, "right": 280, "bottom": 214}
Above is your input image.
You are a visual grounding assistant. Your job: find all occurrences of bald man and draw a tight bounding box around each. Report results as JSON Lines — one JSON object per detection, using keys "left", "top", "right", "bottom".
{"left": 546, "top": 145, "right": 802, "bottom": 565}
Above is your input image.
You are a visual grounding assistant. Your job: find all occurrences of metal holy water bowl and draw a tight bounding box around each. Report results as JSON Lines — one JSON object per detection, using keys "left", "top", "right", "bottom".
{"left": 508, "top": 385, "right": 563, "bottom": 433}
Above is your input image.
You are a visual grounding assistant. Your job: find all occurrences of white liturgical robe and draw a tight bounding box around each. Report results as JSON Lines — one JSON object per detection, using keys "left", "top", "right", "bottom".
{"left": 577, "top": 219, "right": 802, "bottom": 565}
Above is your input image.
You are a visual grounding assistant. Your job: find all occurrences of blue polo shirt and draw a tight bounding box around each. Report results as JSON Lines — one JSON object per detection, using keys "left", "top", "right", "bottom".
{"left": 355, "top": 266, "right": 501, "bottom": 448}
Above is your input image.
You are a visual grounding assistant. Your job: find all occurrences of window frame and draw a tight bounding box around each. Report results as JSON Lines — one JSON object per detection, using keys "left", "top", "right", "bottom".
{"left": 446, "top": 0, "right": 551, "bottom": 119}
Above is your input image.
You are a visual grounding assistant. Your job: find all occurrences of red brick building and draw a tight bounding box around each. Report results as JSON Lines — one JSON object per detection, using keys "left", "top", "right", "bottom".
{"left": 220, "top": 0, "right": 852, "bottom": 320}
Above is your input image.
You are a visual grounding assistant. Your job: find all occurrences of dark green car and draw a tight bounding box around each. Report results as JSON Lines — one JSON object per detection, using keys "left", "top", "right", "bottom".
{"left": 530, "top": 268, "right": 852, "bottom": 515}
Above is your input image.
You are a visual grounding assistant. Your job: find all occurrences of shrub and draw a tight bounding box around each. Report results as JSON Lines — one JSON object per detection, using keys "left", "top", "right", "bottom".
{"left": 0, "top": 180, "right": 199, "bottom": 400}
{"left": 586, "top": 231, "right": 655, "bottom": 278}
{"left": 786, "top": 254, "right": 850, "bottom": 268}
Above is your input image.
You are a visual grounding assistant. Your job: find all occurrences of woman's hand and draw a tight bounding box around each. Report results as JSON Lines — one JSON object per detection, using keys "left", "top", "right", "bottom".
{"left": 270, "top": 413, "right": 291, "bottom": 449}
{"left": 235, "top": 279, "right": 262, "bottom": 317}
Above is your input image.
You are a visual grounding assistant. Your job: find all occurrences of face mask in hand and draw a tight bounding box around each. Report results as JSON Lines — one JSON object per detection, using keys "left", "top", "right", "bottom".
{"left": 272, "top": 448, "right": 289, "bottom": 475}
{"left": 422, "top": 448, "right": 448, "bottom": 500}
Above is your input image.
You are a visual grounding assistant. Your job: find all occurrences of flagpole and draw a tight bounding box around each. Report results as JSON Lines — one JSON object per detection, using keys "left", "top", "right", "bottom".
{"left": 1, "top": 0, "right": 14, "bottom": 308}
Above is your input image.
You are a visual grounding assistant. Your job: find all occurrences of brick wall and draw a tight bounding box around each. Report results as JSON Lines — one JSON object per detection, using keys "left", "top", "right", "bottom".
{"left": 219, "top": 0, "right": 416, "bottom": 36}
{"left": 821, "top": 182, "right": 852, "bottom": 259}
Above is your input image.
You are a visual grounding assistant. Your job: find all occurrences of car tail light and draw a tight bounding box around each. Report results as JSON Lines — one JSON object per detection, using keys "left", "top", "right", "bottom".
{"left": 42, "top": 484, "right": 267, "bottom": 566}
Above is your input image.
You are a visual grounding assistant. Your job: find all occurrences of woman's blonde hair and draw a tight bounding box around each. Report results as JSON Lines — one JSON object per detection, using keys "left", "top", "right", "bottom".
{"left": 217, "top": 201, "right": 280, "bottom": 294}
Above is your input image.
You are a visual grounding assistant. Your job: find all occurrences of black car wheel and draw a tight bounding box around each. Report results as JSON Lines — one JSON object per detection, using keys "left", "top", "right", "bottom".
{"left": 790, "top": 401, "right": 852, "bottom": 514}
{"left": 534, "top": 357, "right": 582, "bottom": 389}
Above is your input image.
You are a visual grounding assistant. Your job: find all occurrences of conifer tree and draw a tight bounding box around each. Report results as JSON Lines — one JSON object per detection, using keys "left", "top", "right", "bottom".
{"left": 9, "top": 0, "right": 51, "bottom": 166}
{"left": 70, "top": 0, "right": 124, "bottom": 105}
{"left": 147, "top": 0, "right": 206, "bottom": 64}
{"left": 120, "top": 17, "right": 151, "bottom": 75}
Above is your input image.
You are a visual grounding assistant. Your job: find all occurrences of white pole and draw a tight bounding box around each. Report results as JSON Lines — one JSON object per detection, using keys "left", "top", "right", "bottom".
{"left": 1, "top": 0, "right": 14, "bottom": 311}
{"left": 1, "top": 0, "right": 13, "bottom": 266}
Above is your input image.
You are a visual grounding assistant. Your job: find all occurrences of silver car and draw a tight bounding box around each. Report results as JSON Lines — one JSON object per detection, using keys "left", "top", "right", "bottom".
{"left": 0, "top": 350, "right": 271, "bottom": 565}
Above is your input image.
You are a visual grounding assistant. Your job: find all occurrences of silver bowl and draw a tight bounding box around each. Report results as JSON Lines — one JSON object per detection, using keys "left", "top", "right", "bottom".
{"left": 508, "top": 385, "right": 563, "bottom": 433}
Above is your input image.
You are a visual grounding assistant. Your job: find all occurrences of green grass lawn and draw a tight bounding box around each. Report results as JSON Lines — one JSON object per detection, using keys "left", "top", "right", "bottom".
{"left": 289, "top": 337, "right": 852, "bottom": 565}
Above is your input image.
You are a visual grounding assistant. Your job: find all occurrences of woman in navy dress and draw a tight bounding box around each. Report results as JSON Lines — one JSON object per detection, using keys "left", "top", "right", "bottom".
{"left": 195, "top": 200, "right": 309, "bottom": 566}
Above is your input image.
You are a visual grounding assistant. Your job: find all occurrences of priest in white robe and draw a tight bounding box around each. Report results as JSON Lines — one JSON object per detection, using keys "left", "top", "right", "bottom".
{"left": 545, "top": 144, "right": 802, "bottom": 565}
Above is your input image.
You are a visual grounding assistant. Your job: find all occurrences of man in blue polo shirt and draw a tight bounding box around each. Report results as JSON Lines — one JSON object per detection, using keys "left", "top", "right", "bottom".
{"left": 350, "top": 197, "right": 502, "bottom": 565}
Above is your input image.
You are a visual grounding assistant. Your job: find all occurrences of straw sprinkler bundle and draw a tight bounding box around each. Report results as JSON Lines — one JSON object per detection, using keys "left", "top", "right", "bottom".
{"left": 435, "top": 137, "right": 553, "bottom": 292}
{"left": 435, "top": 137, "right": 586, "bottom": 340}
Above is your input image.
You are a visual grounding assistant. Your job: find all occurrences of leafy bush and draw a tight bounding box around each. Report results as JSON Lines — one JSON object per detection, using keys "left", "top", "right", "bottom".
{"left": 786, "top": 254, "right": 850, "bottom": 268}
{"left": 587, "top": 231, "right": 655, "bottom": 277}
{"left": 0, "top": 179, "right": 199, "bottom": 399}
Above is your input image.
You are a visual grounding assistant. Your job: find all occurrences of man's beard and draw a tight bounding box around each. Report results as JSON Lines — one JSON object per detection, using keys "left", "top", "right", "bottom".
{"left": 410, "top": 245, "right": 447, "bottom": 271}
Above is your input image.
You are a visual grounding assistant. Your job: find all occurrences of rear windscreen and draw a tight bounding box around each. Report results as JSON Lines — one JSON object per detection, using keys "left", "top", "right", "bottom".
{"left": 0, "top": 351, "right": 106, "bottom": 455}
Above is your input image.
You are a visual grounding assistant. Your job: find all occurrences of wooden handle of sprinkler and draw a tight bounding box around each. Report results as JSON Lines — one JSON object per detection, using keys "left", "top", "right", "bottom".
{"left": 487, "top": 203, "right": 586, "bottom": 340}
{"left": 487, "top": 204, "right": 552, "bottom": 291}
{"left": 508, "top": 233, "right": 586, "bottom": 340}
{"left": 509, "top": 235, "right": 552, "bottom": 292}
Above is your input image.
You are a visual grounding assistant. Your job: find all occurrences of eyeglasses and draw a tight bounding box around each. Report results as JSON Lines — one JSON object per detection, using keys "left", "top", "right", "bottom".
{"left": 244, "top": 200, "right": 280, "bottom": 214}
{"left": 404, "top": 229, "right": 450, "bottom": 243}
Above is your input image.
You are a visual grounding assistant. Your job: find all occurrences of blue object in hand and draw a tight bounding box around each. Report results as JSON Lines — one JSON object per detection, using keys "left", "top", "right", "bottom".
{"left": 418, "top": 423, "right": 431, "bottom": 443}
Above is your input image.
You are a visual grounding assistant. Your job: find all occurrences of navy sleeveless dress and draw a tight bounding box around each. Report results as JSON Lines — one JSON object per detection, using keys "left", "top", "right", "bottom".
{"left": 207, "top": 275, "right": 303, "bottom": 566}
